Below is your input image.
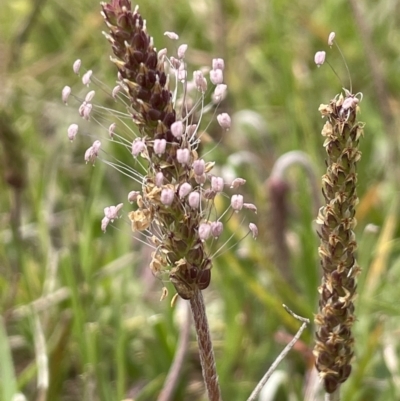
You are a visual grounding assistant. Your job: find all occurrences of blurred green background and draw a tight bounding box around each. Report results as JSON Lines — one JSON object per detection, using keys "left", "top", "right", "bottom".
{"left": 1, "top": 0, "right": 400, "bottom": 400}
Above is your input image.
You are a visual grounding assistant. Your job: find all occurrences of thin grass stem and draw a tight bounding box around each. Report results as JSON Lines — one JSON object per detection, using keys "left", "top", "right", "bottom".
{"left": 246, "top": 305, "right": 310, "bottom": 401}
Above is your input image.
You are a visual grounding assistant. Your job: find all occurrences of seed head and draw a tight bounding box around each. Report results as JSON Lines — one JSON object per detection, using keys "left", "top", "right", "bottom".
{"left": 314, "top": 90, "right": 364, "bottom": 393}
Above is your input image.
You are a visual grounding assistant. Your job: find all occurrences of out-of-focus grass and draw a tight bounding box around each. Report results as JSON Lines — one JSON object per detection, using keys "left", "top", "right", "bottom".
{"left": 1, "top": 0, "right": 400, "bottom": 400}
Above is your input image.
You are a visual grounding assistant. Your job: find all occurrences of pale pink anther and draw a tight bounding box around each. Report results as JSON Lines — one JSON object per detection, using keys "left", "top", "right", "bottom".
{"left": 82, "top": 70, "right": 93, "bottom": 86}
{"left": 78, "top": 102, "right": 90, "bottom": 119}
{"left": 193, "top": 70, "right": 208, "bottom": 92}
{"left": 73, "top": 59, "right": 81, "bottom": 75}
{"left": 249, "top": 223, "right": 258, "bottom": 239}
{"left": 177, "top": 44, "right": 188, "bottom": 59}
{"left": 231, "top": 194, "right": 244, "bottom": 212}
{"left": 193, "top": 159, "right": 205, "bottom": 176}
{"left": 155, "top": 172, "right": 164, "bottom": 187}
{"left": 177, "top": 148, "right": 190, "bottom": 165}
{"left": 179, "top": 183, "right": 192, "bottom": 199}
{"left": 328, "top": 32, "right": 336, "bottom": 47}
{"left": 62, "top": 86, "right": 71, "bottom": 104}
{"left": 132, "top": 138, "right": 145, "bottom": 157}
{"left": 211, "top": 176, "right": 224, "bottom": 193}
{"left": 92, "top": 140, "right": 101, "bottom": 153}
{"left": 342, "top": 96, "right": 359, "bottom": 111}
{"left": 128, "top": 191, "right": 140, "bottom": 203}
{"left": 67, "top": 124, "right": 78, "bottom": 141}
{"left": 85, "top": 140, "right": 101, "bottom": 164}
{"left": 158, "top": 48, "right": 168, "bottom": 60}
{"left": 211, "top": 221, "right": 223, "bottom": 238}
{"left": 104, "top": 203, "right": 123, "bottom": 221}
{"left": 112, "top": 85, "right": 121, "bottom": 99}
{"left": 154, "top": 138, "right": 167, "bottom": 156}
{"left": 217, "top": 113, "right": 231, "bottom": 130}
{"left": 198, "top": 223, "right": 211, "bottom": 241}
{"left": 161, "top": 188, "right": 175, "bottom": 206}
{"left": 164, "top": 31, "right": 179, "bottom": 40}
{"left": 243, "top": 203, "right": 257, "bottom": 214}
{"left": 314, "top": 51, "right": 326, "bottom": 67}
{"left": 85, "top": 90, "right": 95, "bottom": 102}
{"left": 212, "top": 58, "right": 225, "bottom": 71}
{"left": 108, "top": 123, "right": 116, "bottom": 139}
{"left": 171, "top": 120, "right": 184, "bottom": 139}
{"left": 210, "top": 69, "right": 223, "bottom": 85}
{"left": 213, "top": 84, "right": 227, "bottom": 102}
{"left": 82, "top": 103, "right": 93, "bottom": 120}
{"left": 101, "top": 216, "right": 110, "bottom": 232}
{"left": 230, "top": 178, "right": 246, "bottom": 189}
{"left": 188, "top": 191, "right": 200, "bottom": 209}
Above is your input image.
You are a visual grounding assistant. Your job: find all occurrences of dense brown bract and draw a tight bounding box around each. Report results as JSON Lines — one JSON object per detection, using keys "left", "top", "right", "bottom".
{"left": 314, "top": 90, "right": 363, "bottom": 393}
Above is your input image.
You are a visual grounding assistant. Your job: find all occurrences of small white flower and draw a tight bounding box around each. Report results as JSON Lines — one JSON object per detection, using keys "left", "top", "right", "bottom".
{"left": 67, "top": 124, "right": 78, "bottom": 141}
{"left": 82, "top": 70, "right": 93, "bottom": 86}
{"left": 73, "top": 59, "right": 81, "bottom": 74}
{"left": 164, "top": 31, "right": 179, "bottom": 40}
{"left": 62, "top": 86, "right": 71, "bottom": 104}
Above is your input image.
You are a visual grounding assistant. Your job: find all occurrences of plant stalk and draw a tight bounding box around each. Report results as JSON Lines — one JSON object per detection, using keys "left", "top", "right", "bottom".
{"left": 189, "top": 289, "right": 222, "bottom": 401}
{"left": 325, "top": 387, "right": 340, "bottom": 401}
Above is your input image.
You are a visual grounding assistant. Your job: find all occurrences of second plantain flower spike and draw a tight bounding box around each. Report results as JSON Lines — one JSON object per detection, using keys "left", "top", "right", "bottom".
{"left": 314, "top": 88, "right": 364, "bottom": 394}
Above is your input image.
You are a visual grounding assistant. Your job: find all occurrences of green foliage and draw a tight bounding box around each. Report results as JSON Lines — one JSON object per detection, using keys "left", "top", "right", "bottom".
{"left": 1, "top": 0, "right": 399, "bottom": 400}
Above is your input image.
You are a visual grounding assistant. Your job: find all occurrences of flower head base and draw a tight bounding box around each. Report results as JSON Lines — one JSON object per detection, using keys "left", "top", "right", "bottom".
{"left": 64, "top": 0, "right": 256, "bottom": 300}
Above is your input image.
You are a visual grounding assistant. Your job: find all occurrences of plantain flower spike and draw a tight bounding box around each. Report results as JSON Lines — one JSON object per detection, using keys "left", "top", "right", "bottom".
{"left": 99, "top": 0, "right": 254, "bottom": 300}
{"left": 314, "top": 88, "right": 364, "bottom": 393}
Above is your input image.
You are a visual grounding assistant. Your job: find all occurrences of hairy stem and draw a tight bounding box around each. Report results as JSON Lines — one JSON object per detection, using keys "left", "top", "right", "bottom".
{"left": 189, "top": 289, "right": 222, "bottom": 401}
{"left": 325, "top": 387, "right": 340, "bottom": 401}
